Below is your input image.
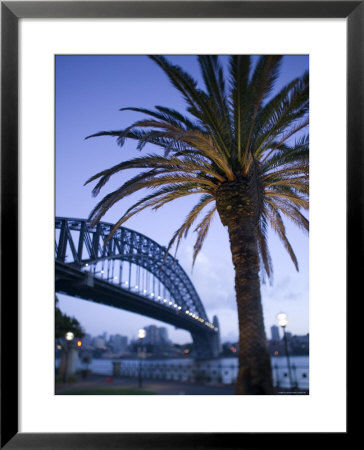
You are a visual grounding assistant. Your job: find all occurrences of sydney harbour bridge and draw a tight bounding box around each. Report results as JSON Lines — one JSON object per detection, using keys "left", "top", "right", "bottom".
{"left": 55, "top": 217, "right": 221, "bottom": 359}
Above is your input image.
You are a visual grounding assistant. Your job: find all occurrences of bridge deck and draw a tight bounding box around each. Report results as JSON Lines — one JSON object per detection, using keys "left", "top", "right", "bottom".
{"left": 56, "top": 261, "right": 215, "bottom": 336}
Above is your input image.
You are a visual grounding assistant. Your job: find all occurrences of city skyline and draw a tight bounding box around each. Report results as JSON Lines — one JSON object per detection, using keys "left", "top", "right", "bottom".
{"left": 58, "top": 312, "right": 307, "bottom": 346}
{"left": 56, "top": 55, "right": 309, "bottom": 345}
{"left": 60, "top": 323, "right": 308, "bottom": 352}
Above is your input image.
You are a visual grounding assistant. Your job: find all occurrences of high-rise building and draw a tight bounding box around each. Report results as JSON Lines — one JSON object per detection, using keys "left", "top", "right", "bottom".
{"left": 271, "top": 325, "right": 280, "bottom": 341}
{"left": 158, "top": 327, "right": 170, "bottom": 344}
{"left": 110, "top": 334, "right": 128, "bottom": 352}
{"left": 144, "top": 325, "right": 159, "bottom": 345}
{"left": 93, "top": 336, "right": 105, "bottom": 349}
{"left": 143, "top": 325, "right": 170, "bottom": 346}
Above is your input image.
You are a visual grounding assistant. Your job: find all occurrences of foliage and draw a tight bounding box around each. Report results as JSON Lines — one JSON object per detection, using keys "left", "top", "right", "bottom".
{"left": 55, "top": 296, "right": 85, "bottom": 339}
{"left": 85, "top": 55, "right": 308, "bottom": 278}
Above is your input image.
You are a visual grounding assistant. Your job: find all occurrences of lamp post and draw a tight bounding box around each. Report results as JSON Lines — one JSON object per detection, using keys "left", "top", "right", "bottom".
{"left": 138, "top": 328, "right": 146, "bottom": 388}
{"left": 276, "top": 313, "right": 294, "bottom": 390}
{"left": 63, "top": 331, "right": 74, "bottom": 383}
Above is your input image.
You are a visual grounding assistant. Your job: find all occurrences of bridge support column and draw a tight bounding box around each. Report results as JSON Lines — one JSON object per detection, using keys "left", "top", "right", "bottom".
{"left": 191, "top": 330, "right": 220, "bottom": 360}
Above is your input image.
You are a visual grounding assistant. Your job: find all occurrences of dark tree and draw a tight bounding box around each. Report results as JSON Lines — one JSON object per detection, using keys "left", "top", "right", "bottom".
{"left": 55, "top": 296, "right": 84, "bottom": 339}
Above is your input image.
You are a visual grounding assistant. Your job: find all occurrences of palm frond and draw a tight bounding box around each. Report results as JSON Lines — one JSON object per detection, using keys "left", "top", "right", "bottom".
{"left": 192, "top": 206, "right": 217, "bottom": 266}
{"left": 252, "top": 71, "right": 309, "bottom": 160}
{"left": 149, "top": 55, "right": 232, "bottom": 159}
{"left": 228, "top": 55, "right": 251, "bottom": 163}
{"left": 256, "top": 213, "right": 273, "bottom": 282}
{"left": 105, "top": 186, "right": 210, "bottom": 244}
{"left": 166, "top": 195, "right": 216, "bottom": 257}
{"left": 85, "top": 55, "right": 309, "bottom": 275}
{"left": 260, "top": 119, "right": 309, "bottom": 165}
{"left": 265, "top": 189, "right": 309, "bottom": 210}
{"left": 265, "top": 203, "right": 299, "bottom": 270}
{"left": 241, "top": 55, "right": 283, "bottom": 170}
{"left": 197, "top": 55, "right": 231, "bottom": 133}
{"left": 276, "top": 202, "right": 309, "bottom": 233}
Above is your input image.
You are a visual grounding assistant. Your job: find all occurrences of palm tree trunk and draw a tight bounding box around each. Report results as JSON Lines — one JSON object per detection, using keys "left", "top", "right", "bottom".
{"left": 228, "top": 217, "right": 273, "bottom": 394}
{"left": 216, "top": 181, "right": 274, "bottom": 395}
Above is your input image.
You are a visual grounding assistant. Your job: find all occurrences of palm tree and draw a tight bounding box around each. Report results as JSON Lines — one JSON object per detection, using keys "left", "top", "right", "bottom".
{"left": 85, "top": 55, "right": 309, "bottom": 395}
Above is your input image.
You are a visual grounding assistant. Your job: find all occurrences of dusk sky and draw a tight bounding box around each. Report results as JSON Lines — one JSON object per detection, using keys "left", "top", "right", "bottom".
{"left": 56, "top": 55, "right": 309, "bottom": 345}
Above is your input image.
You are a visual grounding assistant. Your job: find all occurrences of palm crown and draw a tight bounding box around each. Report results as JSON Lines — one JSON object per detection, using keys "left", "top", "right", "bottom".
{"left": 85, "top": 55, "right": 309, "bottom": 280}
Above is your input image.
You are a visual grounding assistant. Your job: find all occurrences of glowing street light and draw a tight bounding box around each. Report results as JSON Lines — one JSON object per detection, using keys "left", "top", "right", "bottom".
{"left": 65, "top": 331, "right": 74, "bottom": 341}
{"left": 276, "top": 312, "right": 295, "bottom": 390}
{"left": 138, "top": 328, "right": 146, "bottom": 340}
{"left": 63, "top": 331, "right": 74, "bottom": 383}
{"left": 277, "top": 312, "right": 288, "bottom": 328}
{"left": 138, "top": 328, "right": 146, "bottom": 388}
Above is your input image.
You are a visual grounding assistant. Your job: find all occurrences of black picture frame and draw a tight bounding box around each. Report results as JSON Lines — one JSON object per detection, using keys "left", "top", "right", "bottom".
{"left": 1, "top": 1, "right": 358, "bottom": 448}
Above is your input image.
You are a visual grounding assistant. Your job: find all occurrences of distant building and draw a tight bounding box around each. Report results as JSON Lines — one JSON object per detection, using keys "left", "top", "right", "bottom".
{"left": 93, "top": 336, "right": 106, "bottom": 349}
{"left": 158, "top": 327, "right": 170, "bottom": 344}
{"left": 109, "top": 334, "right": 128, "bottom": 353}
{"left": 268, "top": 332, "right": 309, "bottom": 356}
{"left": 143, "top": 325, "right": 170, "bottom": 346}
{"left": 289, "top": 333, "right": 309, "bottom": 355}
{"left": 81, "top": 333, "right": 93, "bottom": 348}
{"left": 144, "top": 325, "right": 158, "bottom": 345}
{"left": 271, "top": 325, "right": 280, "bottom": 341}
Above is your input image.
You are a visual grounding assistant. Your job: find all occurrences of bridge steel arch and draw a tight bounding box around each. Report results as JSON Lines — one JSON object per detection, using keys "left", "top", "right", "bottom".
{"left": 55, "top": 217, "right": 220, "bottom": 359}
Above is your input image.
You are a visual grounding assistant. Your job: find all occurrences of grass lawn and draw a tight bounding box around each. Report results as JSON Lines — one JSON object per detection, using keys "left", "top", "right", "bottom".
{"left": 58, "top": 387, "right": 156, "bottom": 395}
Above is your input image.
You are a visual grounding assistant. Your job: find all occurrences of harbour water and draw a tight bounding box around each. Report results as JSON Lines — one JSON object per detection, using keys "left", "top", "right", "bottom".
{"left": 57, "top": 355, "right": 309, "bottom": 390}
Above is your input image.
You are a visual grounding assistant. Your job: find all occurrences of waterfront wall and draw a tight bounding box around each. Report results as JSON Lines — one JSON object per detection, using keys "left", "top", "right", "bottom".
{"left": 57, "top": 356, "right": 309, "bottom": 389}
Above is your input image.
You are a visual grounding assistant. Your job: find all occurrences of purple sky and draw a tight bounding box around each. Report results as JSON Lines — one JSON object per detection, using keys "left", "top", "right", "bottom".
{"left": 56, "top": 55, "right": 309, "bottom": 344}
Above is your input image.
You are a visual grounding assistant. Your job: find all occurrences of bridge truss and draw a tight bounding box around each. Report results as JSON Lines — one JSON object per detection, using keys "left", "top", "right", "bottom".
{"left": 55, "top": 218, "right": 219, "bottom": 343}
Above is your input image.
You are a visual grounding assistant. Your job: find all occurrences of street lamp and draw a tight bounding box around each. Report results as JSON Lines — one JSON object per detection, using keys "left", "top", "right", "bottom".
{"left": 276, "top": 313, "right": 288, "bottom": 328}
{"left": 65, "top": 331, "right": 75, "bottom": 341}
{"left": 63, "top": 331, "right": 75, "bottom": 383}
{"left": 276, "top": 313, "right": 295, "bottom": 390}
{"left": 138, "top": 328, "right": 146, "bottom": 388}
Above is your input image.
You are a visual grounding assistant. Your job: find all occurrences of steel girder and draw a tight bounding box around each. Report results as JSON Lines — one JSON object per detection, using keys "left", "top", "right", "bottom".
{"left": 55, "top": 217, "right": 209, "bottom": 322}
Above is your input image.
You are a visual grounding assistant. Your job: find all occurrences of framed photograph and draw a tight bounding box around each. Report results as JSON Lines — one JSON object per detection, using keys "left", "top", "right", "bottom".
{"left": 1, "top": 1, "right": 358, "bottom": 447}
